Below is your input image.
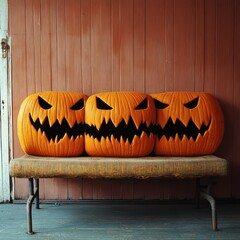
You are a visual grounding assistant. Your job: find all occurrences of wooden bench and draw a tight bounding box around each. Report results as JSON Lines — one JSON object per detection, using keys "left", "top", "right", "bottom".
{"left": 9, "top": 154, "right": 228, "bottom": 234}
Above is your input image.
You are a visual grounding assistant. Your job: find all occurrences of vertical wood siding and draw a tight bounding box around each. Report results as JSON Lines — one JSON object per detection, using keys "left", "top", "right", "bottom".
{"left": 9, "top": 0, "right": 240, "bottom": 200}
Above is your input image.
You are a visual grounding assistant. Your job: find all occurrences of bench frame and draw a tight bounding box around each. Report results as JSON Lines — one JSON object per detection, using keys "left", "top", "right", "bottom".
{"left": 26, "top": 176, "right": 218, "bottom": 234}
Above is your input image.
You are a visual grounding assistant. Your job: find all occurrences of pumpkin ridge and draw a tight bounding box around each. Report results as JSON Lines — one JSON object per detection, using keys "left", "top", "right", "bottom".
{"left": 85, "top": 116, "right": 154, "bottom": 144}
{"left": 29, "top": 114, "right": 85, "bottom": 143}
{"left": 155, "top": 117, "right": 211, "bottom": 141}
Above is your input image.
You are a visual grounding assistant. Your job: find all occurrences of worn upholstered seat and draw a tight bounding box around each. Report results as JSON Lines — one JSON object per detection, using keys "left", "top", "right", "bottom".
{"left": 10, "top": 154, "right": 228, "bottom": 179}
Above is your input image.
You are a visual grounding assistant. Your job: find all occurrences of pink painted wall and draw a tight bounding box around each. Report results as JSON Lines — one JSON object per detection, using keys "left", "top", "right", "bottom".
{"left": 9, "top": 0, "right": 240, "bottom": 200}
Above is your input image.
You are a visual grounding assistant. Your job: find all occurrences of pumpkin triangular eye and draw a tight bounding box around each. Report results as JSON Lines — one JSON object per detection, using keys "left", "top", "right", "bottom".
{"left": 96, "top": 97, "right": 112, "bottom": 110}
{"left": 38, "top": 96, "right": 52, "bottom": 110}
{"left": 184, "top": 97, "right": 199, "bottom": 109}
{"left": 154, "top": 99, "right": 169, "bottom": 109}
{"left": 70, "top": 98, "right": 84, "bottom": 110}
{"left": 135, "top": 98, "right": 148, "bottom": 110}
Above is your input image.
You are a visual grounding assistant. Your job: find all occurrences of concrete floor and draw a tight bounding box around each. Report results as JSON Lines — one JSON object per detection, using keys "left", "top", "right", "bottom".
{"left": 0, "top": 201, "right": 240, "bottom": 240}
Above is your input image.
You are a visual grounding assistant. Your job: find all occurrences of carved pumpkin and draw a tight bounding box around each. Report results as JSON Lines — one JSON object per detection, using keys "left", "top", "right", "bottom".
{"left": 18, "top": 91, "right": 88, "bottom": 157}
{"left": 85, "top": 92, "right": 156, "bottom": 157}
{"left": 150, "top": 92, "right": 224, "bottom": 156}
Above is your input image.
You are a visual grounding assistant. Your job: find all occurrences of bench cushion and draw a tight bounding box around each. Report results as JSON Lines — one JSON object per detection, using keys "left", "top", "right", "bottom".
{"left": 9, "top": 155, "right": 228, "bottom": 179}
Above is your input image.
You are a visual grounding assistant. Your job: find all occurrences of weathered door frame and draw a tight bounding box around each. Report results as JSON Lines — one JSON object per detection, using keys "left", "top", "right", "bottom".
{"left": 0, "top": 0, "right": 11, "bottom": 203}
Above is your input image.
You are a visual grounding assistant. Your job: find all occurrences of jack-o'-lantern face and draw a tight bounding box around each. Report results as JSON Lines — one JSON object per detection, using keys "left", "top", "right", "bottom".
{"left": 85, "top": 92, "right": 156, "bottom": 157}
{"left": 150, "top": 92, "right": 224, "bottom": 156}
{"left": 18, "top": 91, "right": 88, "bottom": 156}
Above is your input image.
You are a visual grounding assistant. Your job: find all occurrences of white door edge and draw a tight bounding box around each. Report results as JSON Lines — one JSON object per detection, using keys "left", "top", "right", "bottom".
{"left": 0, "top": 0, "right": 11, "bottom": 203}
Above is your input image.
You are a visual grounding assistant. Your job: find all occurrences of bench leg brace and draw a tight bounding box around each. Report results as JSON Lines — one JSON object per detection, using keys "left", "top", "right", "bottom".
{"left": 27, "top": 178, "right": 39, "bottom": 234}
{"left": 196, "top": 178, "right": 218, "bottom": 231}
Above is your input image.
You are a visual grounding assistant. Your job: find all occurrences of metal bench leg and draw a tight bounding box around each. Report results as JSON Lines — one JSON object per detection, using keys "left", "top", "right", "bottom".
{"left": 34, "top": 178, "right": 40, "bottom": 209}
{"left": 201, "top": 191, "right": 217, "bottom": 231}
{"left": 200, "top": 178, "right": 218, "bottom": 231}
{"left": 195, "top": 178, "right": 201, "bottom": 209}
{"left": 27, "top": 178, "right": 39, "bottom": 234}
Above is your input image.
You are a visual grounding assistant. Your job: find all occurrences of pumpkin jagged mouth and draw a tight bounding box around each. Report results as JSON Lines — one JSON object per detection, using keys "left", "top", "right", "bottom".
{"left": 155, "top": 118, "right": 211, "bottom": 141}
{"left": 85, "top": 116, "right": 154, "bottom": 144}
{"left": 29, "top": 114, "right": 85, "bottom": 142}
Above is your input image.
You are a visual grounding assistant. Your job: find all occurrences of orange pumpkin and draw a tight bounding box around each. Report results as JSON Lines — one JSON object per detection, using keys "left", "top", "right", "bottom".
{"left": 150, "top": 92, "right": 224, "bottom": 156}
{"left": 85, "top": 92, "right": 156, "bottom": 157}
{"left": 18, "top": 91, "right": 88, "bottom": 157}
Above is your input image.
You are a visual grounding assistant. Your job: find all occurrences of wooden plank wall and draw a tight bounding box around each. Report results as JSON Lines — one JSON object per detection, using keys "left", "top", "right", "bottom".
{"left": 9, "top": 0, "right": 240, "bottom": 200}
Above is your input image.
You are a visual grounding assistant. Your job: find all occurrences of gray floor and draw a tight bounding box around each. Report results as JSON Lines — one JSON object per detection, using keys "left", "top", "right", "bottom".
{"left": 0, "top": 201, "right": 240, "bottom": 240}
